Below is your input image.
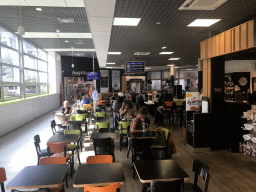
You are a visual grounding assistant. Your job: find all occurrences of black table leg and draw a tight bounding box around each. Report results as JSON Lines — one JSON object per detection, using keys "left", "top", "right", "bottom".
{"left": 142, "top": 183, "right": 149, "bottom": 192}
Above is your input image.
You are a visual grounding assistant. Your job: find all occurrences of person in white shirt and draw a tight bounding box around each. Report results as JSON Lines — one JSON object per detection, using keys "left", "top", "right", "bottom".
{"left": 91, "top": 87, "right": 99, "bottom": 112}
{"left": 118, "top": 91, "right": 124, "bottom": 97}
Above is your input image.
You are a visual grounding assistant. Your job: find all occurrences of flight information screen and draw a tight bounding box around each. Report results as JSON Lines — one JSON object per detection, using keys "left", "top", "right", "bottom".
{"left": 126, "top": 61, "right": 145, "bottom": 74}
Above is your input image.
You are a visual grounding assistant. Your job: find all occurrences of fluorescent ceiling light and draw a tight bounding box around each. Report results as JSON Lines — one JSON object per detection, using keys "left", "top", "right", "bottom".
{"left": 187, "top": 69, "right": 193, "bottom": 70}
{"left": 188, "top": 19, "right": 221, "bottom": 27}
{"left": 36, "top": 7, "right": 42, "bottom": 11}
{"left": 174, "top": 67, "right": 179, "bottom": 68}
{"left": 106, "top": 67, "right": 113, "bottom": 68}
{"left": 22, "top": 32, "right": 92, "bottom": 38}
{"left": 121, "top": 65, "right": 124, "bottom": 66}
{"left": 168, "top": 58, "right": 180, "bottom": 60}
{"left": 108, "top": 52, "right": 121, "bottom": 55}
{"left": 167, "top": 64, "right": 175, "bottom": 67}
{"left": 134, "top": 52, "right": 151, "bottom": 55}
{"left": 159, "top": 52, "right": 174, "bottom": 55}
{"left": 44, "top": 48, "right": 95, "bottom": 52}
{"left": 145, "top": 67, "right": 151, "bottom": 69}
{"left": 65, "top": 40, "right": 68, "bottom": 43}
{"left": 113, "top": 17, "right": 141, "bottom": 26}
{"left": 162, "top": 47, "right": 167, "bottom": 49}
{"left": 57, "top": 18, "right": 75, "bottom": 23}
{"left": 156, "top": 22, "right": 161, "bottom": 25}
{"left": 107, "top": 63, "right": 115, "bottom": 65}
{"left": 56, "top": 30, "right": 60, "bottom": 33}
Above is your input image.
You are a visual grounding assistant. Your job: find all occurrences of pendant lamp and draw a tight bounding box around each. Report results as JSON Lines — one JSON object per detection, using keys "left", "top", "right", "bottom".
{"left": 17, "top": 2, "right": 25, "bottom": 36}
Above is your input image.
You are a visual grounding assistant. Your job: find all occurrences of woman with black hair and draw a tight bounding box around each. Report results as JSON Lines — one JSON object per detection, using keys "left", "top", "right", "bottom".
{"left": 113, "top": 96, "right": 123, "bottom": 130}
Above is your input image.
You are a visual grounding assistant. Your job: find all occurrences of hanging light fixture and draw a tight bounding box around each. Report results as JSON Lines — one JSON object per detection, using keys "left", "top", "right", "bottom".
{"left": 71, "top": 48, "right": 74, "bottom": 68}
{"left": 17, "top": 1, "right": 25, "bottom": 36}
{"left": 147, "top": 78, "right": 152, "bottom": 84}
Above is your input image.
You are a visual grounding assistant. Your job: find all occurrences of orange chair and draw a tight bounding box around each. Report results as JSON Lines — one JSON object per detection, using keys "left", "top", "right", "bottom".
{"left": 0, "top": 167, "right": 6, "bottom": 192}
{"left": 39, "top": 157, "right": 68, "bottom": 189}
{"left": 163, "top": 101, "right": 174, "bottom": 126}
{"left": 86, "top": 155, "right": 113, "bottom": 164}
{"left": 83, "top": 183, "right": 121, "bottom": 192}
{"left": 83, "top": 104, "right": 92, "bottom": 108}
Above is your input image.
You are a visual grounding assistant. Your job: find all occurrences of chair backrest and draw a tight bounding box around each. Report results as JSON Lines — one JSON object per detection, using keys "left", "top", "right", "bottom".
{"left": 95, "top": 112, "right": 106, "bottom": 118}
{"left": 34, "top": 135, "right": 41, "bottom": 152}
{"left": 39, "top": 157, "right": 66, "bottom": 165}
{"left": 92, "top": 138, "right": 114, "bottom": 155}
{"left": 47, "top": 142, "right": 67, "bottom": 155}
{"left": 164, "top": 101, "right": 174, "bottom": 107}
{"left": 86, "top": 155, "right": 113, "bottom": 164}
{"left": 151, "top": 178, "right": 184, "bottom": 192}
{"left": 175, "top": 100, "right": 183, "bottom": 106}
{"left": 0, "top": 167, "right": 6, "bottom": 184}
{"left": 84, "top": 183, "right": 121, "bottom": 192}
{"left": 83, "top": 104, "right": 92, "bottom": 108}
{"left": 193, "top": 159, "right": 210, "bottom": 192}
{"left": 96, "top": 122, "right": 110, "bottom": 130}
{"left": 76, "top": 114, "right": 87, "bottom": 121}
{"left": 141, "top": 150, "right": 166, "bottom": 161}
{"left": 119, "top": 121, "right": 131, "bottom": 134}
{"left": 161, "top": 128, "right": 169, "bottom": 140}
{"left": 64, "top": 129, "right": 81, "bottom": 135}
{"left": 51, "top": 120, "right": 56, "bottom": 135}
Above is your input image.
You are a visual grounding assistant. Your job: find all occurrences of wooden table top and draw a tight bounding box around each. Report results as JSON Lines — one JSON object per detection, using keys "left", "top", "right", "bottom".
{"left": 47, "top": 134, "right": 79, "bottom": 143}
{"left": 6, "top": 165, "right": 69, "bottom": 190}
{"left": 73, "top": 163, "right": 125, "bottom": 187}
{"left": 127, "top": 131, "right": 157, "bottom": 139}
{"left": 134, "top": 160, "right": 189, "bottom": 183}
{"left": 91, "top": 132, "right": 119, "bottom": 140}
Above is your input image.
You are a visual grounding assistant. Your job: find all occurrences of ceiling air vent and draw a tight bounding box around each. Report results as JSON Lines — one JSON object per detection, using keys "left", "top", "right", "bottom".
{"left": 134, "top": 52, "right": 151, "bottom": 55}
{"left": 179, "top": 0, "right": 228, "bottom": 10}
{"left": 57, "top": 18, "right": 75, "bottom": 23}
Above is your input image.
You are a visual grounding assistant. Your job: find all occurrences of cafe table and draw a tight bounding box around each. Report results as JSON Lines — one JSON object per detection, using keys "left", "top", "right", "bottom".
{"left": 134, "top": 160, "right": 189, "bottom": 192}
{"left": 73, "top": 163, "right": 125, "bottom": 187}
{"left": 6, "top": 164, "right": 69, "bottom": 190}
{"left": 91, "top": 132, "right": 119, "bottom": 140}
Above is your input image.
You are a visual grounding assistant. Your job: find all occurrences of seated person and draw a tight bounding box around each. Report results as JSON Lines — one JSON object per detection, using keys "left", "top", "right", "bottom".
{"left": 118, "top": 91, "right": 124, "bottom": 97}
{"left": 110, "top": 92, "right": 116, "bottom": 100}
{"left": 81, "top": 95, "right": 90, "bottom": 106}
{"left": 130, "top": 106, "right": 148, "bottom": 133}
{"left": 60, "top": 100, "right": 72, "bottom": 120}
{"left": 120, "top": 101, "right": 132, "bottom": 119}
{"left": 136, "top": 93, "right": 144, "bottom": 111}
{"left": 113, "top": 96, "right": 123, "bottom": 130}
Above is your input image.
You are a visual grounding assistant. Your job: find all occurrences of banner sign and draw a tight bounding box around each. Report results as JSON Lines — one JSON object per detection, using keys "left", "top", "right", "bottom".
{"left": 87, "top": 72, "right": 101, "bottom": 80}
{"left": 186, "top": 92, "right": 200, "bottom": 111}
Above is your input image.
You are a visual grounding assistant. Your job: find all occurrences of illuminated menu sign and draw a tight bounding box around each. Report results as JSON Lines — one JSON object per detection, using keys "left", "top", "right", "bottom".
{"left": 126, "top": 61, "right": 145, "bottom": 73}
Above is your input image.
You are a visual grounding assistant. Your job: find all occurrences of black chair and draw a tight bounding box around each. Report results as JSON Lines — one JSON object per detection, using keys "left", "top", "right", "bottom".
{"left": 34, "top": 135, "right": 51, "bottom": 165}
{"left": 51, "top": 120, "right": 64, "bottom": 135}
{"left": 151, "top": 178, "right": 184, "bottom": 192}
{"left": 141, "top": 150, "right": 166, "bottom": 161}
{"left": 132, "top": 138, "right": 154, "bottom": 163}
{"left": 92, "top": 137, "right": 115, "bottom": 162}
{"left": 183, "top": 159, "right": 210, "bottom": 192}
{"left": 144, "top": 116, "right": 150, "bottom": 129}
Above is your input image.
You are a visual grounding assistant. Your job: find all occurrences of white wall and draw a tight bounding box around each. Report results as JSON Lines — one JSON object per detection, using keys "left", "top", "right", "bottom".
{"left": 48, "top": 51, "right": 62, "bottom": 94}
{"left": 0, "top": 94, "right": 60, "bottom": 137}
{"left": 225, "top": 60, "right": 256, "bottom": 91}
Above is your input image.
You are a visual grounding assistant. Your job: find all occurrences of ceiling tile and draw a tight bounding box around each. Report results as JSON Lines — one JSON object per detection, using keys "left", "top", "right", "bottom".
{"left": 0, "top": 0, "right": 28, "bottom": 6}
{"left": 25, "top": 0, "right": 67, "bottom": 7}
{"left": 84, "top": 0, "right": 116, "bottom": 17}
{"left": 89, "top": 17, "right": 113, "bottom": 32}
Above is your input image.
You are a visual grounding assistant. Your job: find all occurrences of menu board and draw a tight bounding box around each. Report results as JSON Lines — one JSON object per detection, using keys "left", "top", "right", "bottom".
{"left": 126, "top": 61, "right": 145, "bottom": 74}
{"left": 186, "top": 92, "right": 200, "bottom": 111}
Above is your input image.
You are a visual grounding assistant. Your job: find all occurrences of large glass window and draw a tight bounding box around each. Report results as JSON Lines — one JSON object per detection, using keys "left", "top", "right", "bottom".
{"left": 1, "top": 47, "right": 19, "bottom": 66}
{"left": 24, "top": 70, "right": 37, "bottom": 83}
{"left": 0, "top": 28, "right": 18, "bottom": 49}
{"left": 39, "top": 72, "right": 47, "bottom": 83}
{"left": 24, "top": 55, "right": 37, "bottom": 70}
{"left": 23, "top": 41, "right": 37, "bottom": 57}
{"left": 40, "top": 85, "right": 48, "bottom": 93}
{"left": 25, "top": 86, "right": 38, "bottom": 97}
{"left": 152, "top": 80, "right": 161, "bottom": 91}
{"left": 150, "top": 71, "right": 161, "bottom": 80}
{"left": 38, "top": 60, "right": 47, "bottom": 72}
{"left": 38, "top": 49, "right": 47, "bottom": 61}
{"left": 2, "top": 66, "right": 19, "bottom": 82}
{"left": 4, "top": 86, "right": 20, "bottom": 100}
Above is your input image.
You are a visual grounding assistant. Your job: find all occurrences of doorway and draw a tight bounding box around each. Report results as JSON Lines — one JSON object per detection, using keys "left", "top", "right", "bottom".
{"left": 131, "top": 82, "right": 140, "bottom": 93}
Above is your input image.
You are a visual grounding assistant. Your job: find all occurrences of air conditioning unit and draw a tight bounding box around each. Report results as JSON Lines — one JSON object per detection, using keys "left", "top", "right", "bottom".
{"left": 179, "top": 0, "right": 228, "bottom": 10}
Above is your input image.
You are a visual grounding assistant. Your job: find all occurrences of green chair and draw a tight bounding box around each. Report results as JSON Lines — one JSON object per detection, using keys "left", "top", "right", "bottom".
{"left": 173, "top": 100, "right": 185, "bottom": 125}
{"left": 96, "top": 122, "right": 110, "bottom": 132}
{"left": 152, "top": 128, "right": 170, "bottom": 159}
{"left": 64, "top": 129, "right": 82, "bottom": 165}
{"left": 119, "top": 121, "right": 131, "bottom": 151}
{"left": 75, "top": 114, "right": 87, "bottom": 121}
{"left": 95, "top": 112, "right": 106, "bottom": 120}
{"left": 70, "top": 115, "right": 88, "bottom": 134}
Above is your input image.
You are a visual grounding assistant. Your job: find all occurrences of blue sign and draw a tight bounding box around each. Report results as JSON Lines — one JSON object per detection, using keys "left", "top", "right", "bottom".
{"left": 87, "top": 72, "right": 101, "bottom": 80}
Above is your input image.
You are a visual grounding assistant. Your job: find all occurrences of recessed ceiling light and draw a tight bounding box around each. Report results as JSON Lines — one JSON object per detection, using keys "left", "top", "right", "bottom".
{"left": 156, "top": 22, "right": 161, "bottom": 25}
{"left": 113, "top": 17, "right": 141, "bottom": 26}
{"left": 168, "top": 58, "right": 180, "bottom": 60}
{"left": 108, "top": 52, "right": 121, "bottom": 55}
{"left": 174, "top": 67, "right": 179, "bottom": 68}
{"left": 49, "top": 41, "right": 51, "bottom": 42}
{"left": 121, "top": 65, "right": 124, "bottom": 66}
{"left": 145, "top": 67, "right": 151, "bottom": 69}
{"left": 106, "top": 67, "right": 113, "bottom": 68}
{"left": 162, "top": 47, "right": 167, "bottom": 49}
{"left": 167, "top": 64, "right": 175, "bottom": 67}
{"left": 56, "top": 30, "right": 60, "bottom": 33}
{"left": 57, "top": 18, "right": 75, "bottom": 24}
{"left": 188, "top": 19, "right": 221, "bottom": 27}
{"left": 107, "top": 63, "right": 115, "bottom": 65}
{"left": 36, "top": 7, "right": 42, "bottom": 11}
{"left": 196, "top": 64, "right": 198, "bottom": 66}
{"left": 65, "top": 40, "right": 68, "bottom": 43}
{"left": 159, "top": 52, "right": 174, "bottom": 55}
{"left": 134, "top": 52, "right": 151, "bottom": 55}
{"left": 187, "top": 69, "right": 193, "bottom": 70}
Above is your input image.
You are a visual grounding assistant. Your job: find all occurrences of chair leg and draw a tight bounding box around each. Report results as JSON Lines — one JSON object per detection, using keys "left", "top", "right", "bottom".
{"left": 77, "top": 150, "right": 81, "bottom": 165}
{"left": 65, "top": 173, "right": 68, "bottom": 187}
{"left": 127, "top": 141, "right": 131, "bottom": 158}
{"left": 133, "top": 165, "right": 136, "bottom": 179}
{"left": 120, "top": 134, "right": 123, "bottom": 151}
{"left": 1, "top": 183, "right": 5, "bottom": 192}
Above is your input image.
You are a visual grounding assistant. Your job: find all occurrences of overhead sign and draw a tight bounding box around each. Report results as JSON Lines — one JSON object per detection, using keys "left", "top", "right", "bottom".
{"left": 72, "top": 71, "right": 87, "bottom": 76}
{"left": 87, "top": 72, "right": 101, "bottom": 80}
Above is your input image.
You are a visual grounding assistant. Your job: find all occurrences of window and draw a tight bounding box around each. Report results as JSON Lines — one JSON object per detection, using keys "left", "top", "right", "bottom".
{"left": 38, "top": 60, "right": 47, "bottom": 72}
{"left": 150, "top": 72, "right": 161, "bottom": 80}
{"left": 0, "top": 28, "right": 18, "bottom": 49}
{"left": 4, "top": 86, "right": 20, "bottom": 100}
{"left": 24, "top": 70, "right": 37, "bottom": 83}
{"left": 1, "top": 47, "right": 19, "bottom": 66}
{"left": 152, "top": 80, "right": 161, "bottom": 91}
{"left": 2, "top": 66, "right": 19, "bottom": 82}
{"left": 23, "top": 41, "right": 37, "bottom": 57}
{"left": 38, "top": 49, "right": 47, "bottom": 61}
{"left": 25, "top": 86, "right": 38, "bottom": 97}
{"left": 40, "top": 85, "right": 48, "bottom": 93}
{"left": 24, "top": 55, "right": 37, "bottom": 70}
{"left": 39, "top": 72, "right": 47, "bottom": 83}
{"left": 162, "top": 71, "right": 170, "bottom": 79}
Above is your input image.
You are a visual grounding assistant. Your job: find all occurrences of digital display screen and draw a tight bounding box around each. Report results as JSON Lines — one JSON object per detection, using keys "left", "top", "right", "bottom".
{"left": 126, "top": 61, "right": 145, "bottom": 74}
{"left": 87, "top": 72, "right": 101, "bottom": 80}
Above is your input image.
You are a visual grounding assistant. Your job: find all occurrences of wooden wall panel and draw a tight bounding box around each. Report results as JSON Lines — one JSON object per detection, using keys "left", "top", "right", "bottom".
{"left": 220, "top": 33, "right": 225, "bottom": 55}
{"left": 202, "top": 59, "right": 208, "bottom": 97}
{"left": 207, "top": 59, "right": 211, "bottom": 104}
{"left": 215, "top": 34, "right": 220, "bottom": 56}
{"left": 224, "top": 30, "right": 231, "bottom": 54}
{"left": 248, "top": 20, "right": 254, "bottom": 48}
{"left": 241, "top": 23, "right": 248, "bottom": 50}
{"left": 200, "top": 41, "right": 206, "bottom": 59}
{"left": 234, "top": 26, "right": 241, "bottom": 51}
{"left": 207, "top": 38, "right": 212, "bottom": 58}
{"left": 212, "top": 36, "right": 216, "bottom": 57}
{"left": 231, "top": 28, "right": 235, "bottom": 52}
{"left": 122, "top": 76, "right": 126, "bottom": 93}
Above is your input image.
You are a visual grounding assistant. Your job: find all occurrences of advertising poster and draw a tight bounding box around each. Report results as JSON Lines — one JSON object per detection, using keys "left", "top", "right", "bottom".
{"left": 186, "top": 92, "right": 200, "bottom": 111}
{"left": 112, "top": 70, "right": 120, "bottom": 92}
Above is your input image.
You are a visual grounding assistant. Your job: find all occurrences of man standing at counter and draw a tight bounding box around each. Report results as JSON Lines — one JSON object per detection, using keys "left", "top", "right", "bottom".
{"left": 91, "top": 87, "right": 99, "bottom": 112}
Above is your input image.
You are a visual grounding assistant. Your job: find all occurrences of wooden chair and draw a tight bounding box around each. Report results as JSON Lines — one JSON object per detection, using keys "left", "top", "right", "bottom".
{"left": 86, "top": 155, "right": 113, "bottom": 164}
{"left": 83, "top": 183, "right": 121, "bottom": 192}
{"left": 0, "top": 168, "right": 6, "bottom": 192}
{"left": 39, "top": 157, "right": 68, "bottom": 188}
